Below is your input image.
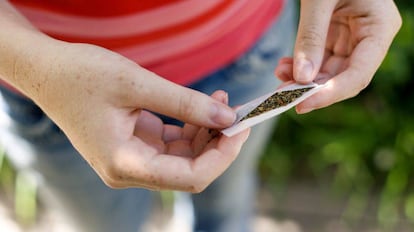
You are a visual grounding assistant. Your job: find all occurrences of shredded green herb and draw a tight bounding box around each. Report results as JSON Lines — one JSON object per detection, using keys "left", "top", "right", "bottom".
{"left": 240, "top": 87, "right": 314, "bottom": 121}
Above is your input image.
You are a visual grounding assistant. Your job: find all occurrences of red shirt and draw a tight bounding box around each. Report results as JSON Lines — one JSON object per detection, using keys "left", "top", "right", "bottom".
{"left": 10, "top": 0, "right": 284, "bottom": 85}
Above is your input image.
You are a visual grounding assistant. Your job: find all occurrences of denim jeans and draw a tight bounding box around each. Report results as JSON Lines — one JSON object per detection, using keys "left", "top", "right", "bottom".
{"left": 0, "top": 1, "right": 296, "bottom": 232}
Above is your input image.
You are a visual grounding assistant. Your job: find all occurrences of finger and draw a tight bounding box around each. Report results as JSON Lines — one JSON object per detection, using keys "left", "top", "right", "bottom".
{"left": 274, "top": 57, "right": 293, "bottom": 81}
{"left": 182, "top": 124, "right": 200, "bottom": 140}
{"left": 333, "top": 20, "right": 353, "bottom": 57}
{"left": 162, "top": 124, "right": 183, "bottom": 142}
{"left": 313, "top": 72, "right": 333, "bottom": 84}
{"left": 320, "top": 55, "right": 348, "bottom": 77}
{"left": 190, "top": 90, "right": 227, "bottom": 152}
{"left": 210, "top": 89, "right": 229, "bottom": 105}
{"left": 183, "top": 90, "right": 229, "bottom": 140}
{"left": 166, "top": 140, "right": 193, "bottom": 157}
{"left": 133, "top": 110, "right": 166, "bottom": 153}
{"left": 132, "top": 69, "right": 235, "bottom": 128}
{"left": 134, "top": 110, "right": 163, "bottom": 139}
{"left": 274, "top": 62, "right": 293, "bottom": 82}
{"left": 191, "top": 128, "right": 219, "bottom": 156}
{"left": 278, "top": 57, "right": 293, "bottom": 65}
{"left": 188, "top": 128, "right": 250, "bottom": 191}
{"left": 294, "top": 0, "right": 336, "bottom": 83}
{"left": 296, "top": 35, "right": 392, "bottom": 113}
{"left": 113, "top": 129, "right": 249, "bottom": 192}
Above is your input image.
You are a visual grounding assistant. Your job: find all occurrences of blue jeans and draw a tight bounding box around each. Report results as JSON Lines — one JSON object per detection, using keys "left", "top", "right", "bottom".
{"left": 0, "top": 1, "right": 296, "bottom": 232}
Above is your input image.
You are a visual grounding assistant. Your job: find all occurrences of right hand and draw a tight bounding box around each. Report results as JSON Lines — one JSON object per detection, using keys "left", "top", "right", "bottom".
{"left": 274, "top": 0, "right": 401, "bottom": 113}
{"left": 12, "top": 40, "right": 250, "bottom": 192}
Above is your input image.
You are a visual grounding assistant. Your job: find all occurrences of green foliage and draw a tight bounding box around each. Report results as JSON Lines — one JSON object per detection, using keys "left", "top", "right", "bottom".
{"left": 14, "top": 172, "right": 37, "bottom": 226}
{"left": 0, "top": 147, "right": 15, "bottom": 196}
{"left": 260, "top": 1, "right": 414, "bottom": 230}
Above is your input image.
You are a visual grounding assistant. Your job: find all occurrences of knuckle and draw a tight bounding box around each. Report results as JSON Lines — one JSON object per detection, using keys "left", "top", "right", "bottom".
{"left": 354, "top": 79, "right": 370, "bottom": 96}
{"left": 348, "top": 89, "right": 360, "bottom": 99}
{"left": 379, "top": 2, "right": 402, "bottom": 37}
{"left": 103, "top": 162, "right": 125, "bottom": 185}
{"left": 348, "top": 78, "right": 370, "bottom": 99}
{"left": 389, "top": 3, "right": 402, "bottom": 31}
{"left": 394, "top": 12, "right": 403, "bottom": 32}
{"left": 189, "top": 184, "right": 207, "bottom": 193}
{"left": 102, "top": 176, "right": 122, "bottom": 189}
{"left": 359, "top": 78, "right": 371, "bottom": 90}
{"left": 178, "top": 94, "right": 197, "bottom": 120}
{"left": 188, "top": 177, "right": 211, "bottom": 193}
{"left": 298, "top": 26, "right": 325, "bottom": 49}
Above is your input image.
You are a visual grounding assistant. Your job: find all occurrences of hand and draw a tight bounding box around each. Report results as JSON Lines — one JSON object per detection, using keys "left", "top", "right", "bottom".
{"left": 16, "top": 41, "right": 249, "bottom": 192}
{"left": 275, "top": 0, "right": 401, "bottom": 113}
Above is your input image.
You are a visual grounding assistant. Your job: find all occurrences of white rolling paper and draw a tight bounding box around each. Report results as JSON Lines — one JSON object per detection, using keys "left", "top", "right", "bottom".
{"left": 221, "top": 82, "right": 325, "bottom": 137}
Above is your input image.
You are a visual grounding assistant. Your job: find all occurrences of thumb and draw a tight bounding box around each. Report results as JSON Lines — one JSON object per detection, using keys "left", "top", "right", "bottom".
{"left": 294, "top": 0, "right": 336, "bottom": 83}
{"left": 133, "top": 69, "right": 236, "bottom": 128}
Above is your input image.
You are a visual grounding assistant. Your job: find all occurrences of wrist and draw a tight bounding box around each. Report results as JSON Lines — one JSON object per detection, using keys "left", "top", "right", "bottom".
{"left": 0, "top": 1, "right": 65, "bottom": 102}
{"left": 0, "top": 29, "right": 61, "bottom": 98}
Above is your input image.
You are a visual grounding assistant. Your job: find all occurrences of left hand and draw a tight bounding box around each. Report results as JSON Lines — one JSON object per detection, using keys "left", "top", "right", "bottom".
{"left": 275, "top": 0, "right": 402, "bottom": 113}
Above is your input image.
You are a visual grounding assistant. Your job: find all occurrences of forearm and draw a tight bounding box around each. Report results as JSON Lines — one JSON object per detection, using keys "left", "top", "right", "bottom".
{"left": 0, "top": 1, "right": 56, "bottom": 98}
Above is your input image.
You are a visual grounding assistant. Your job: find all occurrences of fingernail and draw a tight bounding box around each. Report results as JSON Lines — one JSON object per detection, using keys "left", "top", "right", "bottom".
{"left": 223, "top": 92, "right": 229, "bottom": 105}
{"left": 221, "top": 91, "right": 229, "bottom": 105}
{"left": 296, "top": 58, "right": 314, "bottom": 83}
{"left": 211, "top": 103, "right": 236, "bottom": 127}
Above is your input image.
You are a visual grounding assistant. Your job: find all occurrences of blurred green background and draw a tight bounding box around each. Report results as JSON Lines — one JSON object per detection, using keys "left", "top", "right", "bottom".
{"left": 1, "top": 0, "right": 414, "bottom": 231}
